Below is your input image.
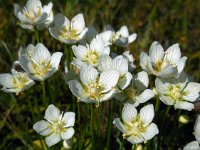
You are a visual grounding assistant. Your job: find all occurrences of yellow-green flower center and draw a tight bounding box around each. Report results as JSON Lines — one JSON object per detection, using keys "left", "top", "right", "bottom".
{"left": 168, "top": 85, "right": 182, "bottom": 100}
{"left": 125, "top": 87, "right": 139, "bottom": 101}
{"left": 50, "top": 120, "right": 66, "bottom": 134}
{"left": 84, "top": 82, "right": 104, "bottom": 100}
{"left": 58, "top": 26, "right": 79, "bottom": 41}
{"left": 32, "top": 60, "right": 51, "bottom": 78}
{"left": 13, "top": 73, "right": 29, "bottom": 89}
{"left": 84, "top": 50, "right": 100, "bottom": 65}
{"left": 23, "top": 7, "right": 42, "bottom": 22}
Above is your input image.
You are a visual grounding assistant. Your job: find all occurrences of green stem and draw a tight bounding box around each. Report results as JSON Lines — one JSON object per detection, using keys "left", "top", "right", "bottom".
{"left": 35, "top": 30, "right": 40, "bottom": 43}
{"left": 155, "top": 95, "right": 160, "bottom": 112}
{"left": 106, "top": 100, "right": 115, "bottom": 149}
{"left": 27, "top": 99, "right": 35, "bottom": 121}
{"left": 90, "top": 105, "right": 95, "bottom": 149}
{"left": 77, "top": 102, "right": 82, "bottom": 150}
{"left": 42, "top": 81, "right": 46, "bottom": 107}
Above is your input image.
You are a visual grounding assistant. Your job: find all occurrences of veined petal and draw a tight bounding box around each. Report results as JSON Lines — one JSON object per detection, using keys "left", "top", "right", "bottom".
{"left": 149, "top": 41, "right": 164, "bottom": 64}
{"left": 49, "top": 27, "right": 60, "bottom": 40}
{"left": 102, "top": 46, "right": 110, "bottom": 55}
{"left": 133, "top": 71, "right": 149, "bottom": 91}
{"left": 112, "top": 56, "right": 128, "bottom": 75}
{"left": 45, "top": 133, "right": 61, "bottom": 147}
{"left": 80, "top": 65, "right": 98, "bottom": 86}
{"left": 71, "top": 13, "right": 85, "bottom": 34}
{"left": 90, "top": 35, "right": 105, "bottom": 53}
{"left": 99, "top": 70, "right": 119, "bottom": 91}
{"left": 127, "top": 135, "right": 144, "bottom": 144}
{"left": 26, "top": 0, "right": 42, "bottom": 14}
{"left": 99, "top": 88, "right": 117, "bottom": 102}
{"left": 113, "top": 118, "right": 127, "bottom": 133}
{"left": 155, "top": 78, "right": 169, "bottom": 94}
{"left": 140, "top": 52, "right": 150, "bottom": 72}
{"left": 164, "top": 43, "right": 181, "bottom": 64}
{"left": 79, "top": 98, "right": 97, "bottom": 104}
{"left": 128, "top": 33, "right": 137, "bottom": 43}
{"left": 139, "top": 104, "right": 154, "bottom": 125}
{"left": 136, "top": 89, "right": 154, "bottom": 104}
{"left": 122, "top": 103, "right": 137, "bottom": 123}
{"left": 62, "top": 112, "right": 75, "bottom": 127}
{"left": 177, "top": 56, "right": 187, "bottom": 74}
{"left": 54, "top": 13, "right": 70, "bottom": 29}
{"left": 98, "top": 55, "right": 112, "bottom": 72}
{"left": 194, "top": 115, "right": 200, "bottom": 143}
{"left": 42, "top": 2, "right": 53, "bottom": 15}
{"left": 44, "top": 104, "right": 61, "bottom": 123}
{"left": 119, "top": 26, "right": 129, "bottom": 37}
{"left": 183, "top": 141, "right": 200, "bottom": 150}
{"left": 160, "top": 95, "right": 175, "bottom": 105}
{"left": 157, "top": 65, "right": 178, "bottom": 78}
{"left": 99, "top": 31, "right": 112, "bottom": 46}
{"left": 183, "top": 82, "right": 200, "bottom": 102}
{"left": 68, "top": 80, "right": 87, "bottom": 98}
{"left": 33, "top": 120, "right": 51, "bottom": 136}
{"left": 118, "top": 72, "right": 132, "bottom": 90}
{"left": 13, "top": 4, "right": 21, "bottom": 17}
{"left": 61, "top": 127, "right": 75, "bottom": 140}
{"left": 72, "top": 58, "right": 85, "bottom": 68}
{"left": 72, "top": 45, "right": 87, "bottom": 59}
{"left": 0, "top": 74, "right": 14, "bottom": 88}
{"left": 50, "top": 52, "right": 63, "bottom": 70}
{"left": 174, "top": 101, "right": 194, "bottom": 111}
{"left": 141, "top": 123, "right": 159, "bottom": 141}
{"left": 33, "top": 43, "right": 51, "bottom": 62}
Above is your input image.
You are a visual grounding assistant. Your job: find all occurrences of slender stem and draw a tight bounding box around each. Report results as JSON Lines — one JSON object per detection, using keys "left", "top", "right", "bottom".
{"left": 77, "top": 102, "right": 82, "bottom": 150}
{"left": 155, "top": 95, "right": 160, "bottom": 112}
{"left": 35, "top": 30, "right": 40, "bottom": 43}
{"left": 27, "top": 99, "right": 35, "bottom": 121}
{"left": 106, "top": 100, "right": 115, "bottom": 149}
{"left": 90, "top": 105, "right": 95, "bottom": 149}
{"left": 42, "top": 81, "right": 46, "bottom": 107}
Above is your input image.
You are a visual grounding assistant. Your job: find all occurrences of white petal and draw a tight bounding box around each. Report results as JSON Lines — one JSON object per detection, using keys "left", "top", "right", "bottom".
{"left": 33, "top": 120, "right": 51, "bottom": 136}
{"left": 118, "top": 72, "right": 132, "bottom": 90}
{"left": 50, "top": 52, "right": 63, "bottom": 70}
{"left": 68, "top": 80, "right": 87, "bottom": 98}
{"left": 183, "top": 141, "right": 200, "bottom": 150}
{"left": 99, "top": 31, "right": 112, "bottom": 46}
{"left": 26, "top": 0, "right": 42, "bottom": 13}
{"left": 133, "top": 71, "right": 149, "bottom": 91}
{"left": 102, "top": 46, "right": 110, "bottom": 55}
{"left": 45, "top": 133, "right": 61, "bottom": 147}
{"left": 160, "top": 95, "right": 175, "bottom": 105}
{"left": 113, "top": 118, "right": 127, "bottom": 133}
{"left": 164, "top": 44, "right": 181, "bottom": 64}
{"left": 49, "top": 27, "right": 60, "bottom": 40}
{"left": 127, "top": 135, "right": 144, "bottom": 144}
{"left": 61, "top": 127, "right": 75, "bottom": 140}
{"left": 139, "top": 104, "right": 154, "bottom": 125}
{"left": 122, "top": 103, "right": 137, "bottom": 123}
{"left": 119, "top": 26, "right": 129, "bottom": 37}
{"left": 128, "top": 33, "right": 137, "bottom": 43}
{"left": 149, "top": 41, "right": 164, "bottom": 64}
{"left": 183, "top": 82, "right": 200, "bottom": 102}
{"left": 140, "top": 52, "right": 150, "bottom": 72}
{"left": 112, "top": 56, "right": 128, "bottom": 75}
{"left": 32, "top": 43, "right": 51, "bottom": 62}
{"left": 194, "top": 115, "right": 200, "bottom": 143}
{"left": 72, "top": 45, "right": 87, "bottom": 59}
{"left": 141, "top": 123, "right": 159, "bottom": 141}
{"left": 155, "top": 78, "right": 169, "bottom": 94}
{"left": 71, "top": 13, "right": 85, "bottom": 34}
{"left": 90, "top": 35, "right": 104, "bottom": 53}
{"left": 177, "top": 56, "right": 187, "bottom": 74}
{"left": 80, "top": 65, "right": 98, "bottom": 86}
{"left": 42, "top": 2, "right": 53, "bottom": 15}
{"left": 157, "top": 65, "right": 178, "bottom": 78}
{"left": 115, "top": 37, "right": 128, "bottom": 47}
{"left": 44, "top": 104, "right": 61, "bottom": 123}
{"left": 79, "top": 98, "right": 97, "bottom": 104}
{"left": 99, "top": 70, "right": 119, "bottom": 91}
{"left": 72, "top": 58, "right": 85, "bottom": 68}
{"left": 174, "top": 101, "right": 194, "bottom": 111}
{"left": 13, "top": 4, "right": 21, "bottom": 17}
{"left": 0, "top": 74, "right": 14, "bottom": 88}
{"left": 136, "top": 89, "right": 155, "bottom": 104}
{"left": 99, "top": 88, "right": 118, "bottom": 102}
{"left": 54, "top": 13, "right": 70, "bottom": 29}
{"left": 98, "top": 55, "right": 112, "bottom": 72}
{"left": 62, "top": 112, "right": 75, "bottom": 127}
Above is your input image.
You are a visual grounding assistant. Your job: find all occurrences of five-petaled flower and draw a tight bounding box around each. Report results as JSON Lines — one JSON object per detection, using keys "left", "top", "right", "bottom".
{"left": 33, "top": 104, "right": 75, "bottom": 147}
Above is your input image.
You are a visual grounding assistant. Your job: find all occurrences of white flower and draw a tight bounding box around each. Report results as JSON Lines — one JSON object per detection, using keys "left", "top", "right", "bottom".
{"left": 115, "top": 71, "right": 154, "bottom": 106}
{"left": 0, "top": 67, "right": 34, "bottom": 95}
{"left": 49, "top": 13, "right": 88, "bottom": 44}
{"left": 14, "top": 0, "right": 53, "bottom": 30}
{"left": 183, "top": 115, "right": 200, "bottom": 150}
{"left": 140, "top": 41, "right": 187, "bottom": 78}
{"left": 68, "top": 65, "right": 119, "bottom": 106}
{"left": 113, "top": 104, "right": 159, "bottom": 144}
{"left": 79, "top": 26, "right": 98, "bottom": 45}
{"left": 98, "top": 54, "right": 132, "bottom": 90}
{"left": 33, "top": 104, "right": 75, "bottom": 147}
{"left": 19, "top": 43, "right": 63, "bottom": 81}
{"left": 122, "top": 51, "right": 136, "bottom": 72}
{"left": 72, "top": 35, "right": 110, "bottom": 68}
{"left": 155, "top": 73, "right": 200, "bottom": 111}
{"left": 105, "top": 25, "right": 137, "bottom": 47}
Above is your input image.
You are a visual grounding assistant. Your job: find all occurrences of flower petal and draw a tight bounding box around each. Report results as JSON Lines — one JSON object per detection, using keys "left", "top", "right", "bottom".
{"left": 50, "top": 52, "right": 63, "bottom": 70}
{"left": 183, "top": 141, "right": 200, "bottom": 150}
{"left": 113, "top": 118, "right": 127, "bottom": 133}
{"left": 118, "top": 72, "right": 132, "bottom": 90}
{"left": 157, "top": 65, "right": 178, "bottom": 78}
{"left": 71, "top": 13, "right": 85, "bottom": 34}
{"left": 194, "top": 115, "right": 200, "bottom": 143}
{"left": 68, "top": 80, "right": 87, "bottom": 98}
{"left": 149, "top": 41, "right": 164, "bottom": 64}
{"left": 164, "top": 43, "right": 181, "bottom": 64}
{"left": 99, "top": 88, "right": 118, "bottom": 102}
{"left": 0, "top": 74, "right": 14, "bottom": 88}
{"left": 141, "top": 123, "right": 159, "bottom": 141}
{"left": 140, "top": 104, "right": 154, "bottom": 125}
{"left": 160, "top": 95, "right": 175, "bottom": 105}
{"left": 140, "top": 52, "right": 150, "bottom": 72}
{"left": 45, "top": 133, "right": 61, "bottom": 147}
{"left": 128, "top": 33, "right": 137, "bottom": 43}
{"left": 122, "top": 103, "right": 137, "bottom": 123}
{"left": 44, "top": 104, "right": 61, "bottom": 123}
{"left": 32, "top": 43, "right": 51, "bottom": 62}
{"left": 54, "top": 13, "right": 70, "bottom": 29}
{"left": 98, "top": 55, "right": 112, "bottom": 72}
{"left": 33, "top": 120, "right": 51, "bottom": 136}
{"left": 133, "top": 71, "right": 149, "bottom": 91}
{"left": 174, "top": 101, "right": 194, "bottom": 111}
{"left": 62, "top": 112, "right": 75, "bottom": 127}
{"left": 61, "top": 127, "right": 75, "bottom": 140}
{"left": 183, "top": 82, "right": 200, "bottom": 102}
{"left": 72, "top": 45, "right": 87, "bottom": 59}
{"left": 112, "top": 55, "right": 128, "bottom": 75}
{"left": 177, "top": 56, "right": 187, "bottom": 74}
{"left": 90, "top": 35, "right": 105, "bottom": 53}
{"left": 127, "top": 135, "right": 144, "bottom": 144}
{"left": 155, "top": 78, "right": 169, "bottom": 94}
{"left": 136, "top": 89, "right": 154, "bottom": 104}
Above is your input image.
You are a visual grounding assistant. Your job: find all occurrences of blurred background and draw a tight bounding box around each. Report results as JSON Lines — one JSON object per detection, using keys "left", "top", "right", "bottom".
{"left": 0, "top": 0, "right": 200, "bottom": 149}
